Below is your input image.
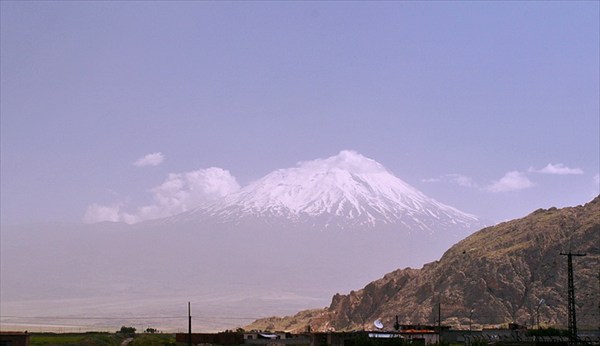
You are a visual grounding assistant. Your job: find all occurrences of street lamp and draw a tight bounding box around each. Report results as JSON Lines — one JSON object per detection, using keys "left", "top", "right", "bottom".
{"left": 536, "top": 299, "right": 545, "bottom": 330}
{"left": 469, "top": 309, "right": 474, "bottom": 335}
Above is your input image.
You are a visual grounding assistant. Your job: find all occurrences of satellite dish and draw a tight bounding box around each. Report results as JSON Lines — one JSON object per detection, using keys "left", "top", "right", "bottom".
{"left": 374, "top": 319, "right": 384, "bottom": 330}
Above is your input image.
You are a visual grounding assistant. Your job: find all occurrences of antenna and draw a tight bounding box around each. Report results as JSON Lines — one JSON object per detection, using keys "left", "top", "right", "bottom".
{"left": 374, "top": 319, "right": 384, "bottom": 330}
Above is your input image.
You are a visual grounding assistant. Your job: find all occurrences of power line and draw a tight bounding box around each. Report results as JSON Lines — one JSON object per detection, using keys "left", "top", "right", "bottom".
{"left": 560, "top": 251, "right": 586, "bottom": 346}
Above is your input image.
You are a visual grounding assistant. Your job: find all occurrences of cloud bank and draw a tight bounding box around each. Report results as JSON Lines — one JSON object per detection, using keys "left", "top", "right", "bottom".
{"left": 531, "top": 163, "right": 584, "bottom": 175}
{"left": 425, "top": 162, "right": 584, "bottom": 194}
{"left": 486, "top": 171, "right": 535, "bottom": 193}
{"left": 297, "top": 150, "right": 386, "bottom": 175}
{"left": 83, "top": 203, "right": 124, "bottom": 223}
{"left": 84, "top": 167, "right": 240, "bottom": 224}
{"left": 422, "top": 174, "right": 477, "bottom": 188}
{"left": 133, "top": 152, "right": 164, "bottom": 167}
{"left": 87, "top": 157, "right": 589, "bottom": 224}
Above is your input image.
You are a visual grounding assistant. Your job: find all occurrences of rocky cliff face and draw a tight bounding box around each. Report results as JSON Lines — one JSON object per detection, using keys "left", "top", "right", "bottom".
{"left": 247, "top": 197, "right": 600, "bottom": 332}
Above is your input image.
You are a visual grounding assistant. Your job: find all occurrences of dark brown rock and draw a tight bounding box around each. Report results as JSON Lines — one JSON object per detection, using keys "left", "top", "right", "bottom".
{"left": 247, "top": 197, "right": 600, "bottom": 332}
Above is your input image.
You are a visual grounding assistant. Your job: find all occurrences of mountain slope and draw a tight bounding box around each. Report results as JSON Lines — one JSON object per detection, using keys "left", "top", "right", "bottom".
{"left": 169, "top": 150, "right": 481, "bottom": 236}
{"left": 246, "top": 196, "right": 600, "bottom": 332}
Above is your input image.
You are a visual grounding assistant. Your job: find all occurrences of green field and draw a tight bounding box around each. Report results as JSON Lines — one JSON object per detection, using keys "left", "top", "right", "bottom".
{"left": 30, "top": 332, "right": 179, "bottom": 346}
{"left": 31, "top": 333, "right": 121, "bottom": 346}
{"left": 128, "top": 334, "right": 178, "bottom": 346}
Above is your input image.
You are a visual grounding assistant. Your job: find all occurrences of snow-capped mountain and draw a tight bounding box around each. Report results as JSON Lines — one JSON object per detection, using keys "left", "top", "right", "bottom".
{"left": 169, "top": 150, "right": 481, "bottom": 235}
{"left": 2, "top": 151, "right": 485, "bottom": 332}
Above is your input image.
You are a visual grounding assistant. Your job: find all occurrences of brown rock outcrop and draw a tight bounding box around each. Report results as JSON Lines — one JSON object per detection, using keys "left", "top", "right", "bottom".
{"left": 247, "top": 197, "right": 600, "bottom": 332}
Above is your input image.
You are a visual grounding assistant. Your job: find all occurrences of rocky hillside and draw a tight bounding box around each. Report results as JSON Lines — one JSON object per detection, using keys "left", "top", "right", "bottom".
{"left": 247, "top": 197, "right": 600, "bottom": 332}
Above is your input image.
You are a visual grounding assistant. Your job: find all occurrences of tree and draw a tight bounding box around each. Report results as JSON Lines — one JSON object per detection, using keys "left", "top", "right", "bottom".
{"left": 118, "top": 326, "right": 136, "bottom": 336}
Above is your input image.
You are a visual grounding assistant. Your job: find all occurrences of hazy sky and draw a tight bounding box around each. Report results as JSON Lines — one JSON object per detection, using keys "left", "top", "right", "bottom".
{"left": 1, "top": 1, "right": 598, "bottom": 225}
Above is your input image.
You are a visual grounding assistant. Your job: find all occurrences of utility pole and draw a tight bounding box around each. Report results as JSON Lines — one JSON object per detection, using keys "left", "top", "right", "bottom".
{"left": 469, "top": 309, "right": 474, "bottom": 335}
{"left": 188, "top": 302, "right": 192, "bottom": 346}
{"left": 560, "top": 252, "right": 586, "bottom": 346}
{"left": 438, "top": 302, "right": 442, "bottom": 344}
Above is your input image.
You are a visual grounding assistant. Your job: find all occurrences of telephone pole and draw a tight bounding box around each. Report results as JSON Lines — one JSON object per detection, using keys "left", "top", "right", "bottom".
{"left": 188, "top": 302, "right": 192, "bottom": 346}
{"left": 560, "top": 252, "right": 586, "bottom": 346}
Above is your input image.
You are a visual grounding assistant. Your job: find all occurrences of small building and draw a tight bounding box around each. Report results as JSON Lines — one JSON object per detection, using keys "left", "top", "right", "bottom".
{"left": 309, "top": 330, "right": 439, "bottom": 346}
{"left": 244, "top": 332, "right": 311, "bottom": 346}
{"left": 310, "top": 332, "right": 361, "bottom": 346}
{"left": 175, "top": 330, "right": 442, "bottom": 346}
{"left": 397, "top": 328, "right": 438, "bottom": 345}
{"left": 244, "top": 332, "right": 288, "bottom": 341}
{"left": 0, "top": 332, "right": 30, "bottom": 346}
{"left": 175, "top": 332, "right": 244, "bottom": 345}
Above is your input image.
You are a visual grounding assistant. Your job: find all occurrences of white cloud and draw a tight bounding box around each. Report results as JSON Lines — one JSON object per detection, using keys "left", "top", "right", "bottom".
{"left": 83, "top": 203, "right": 123, "bottom": 223}
{"left": 421, "top": 177, "right": 441, "bottom": 183}
{"left": 133, "top": 152, "right": 164, "bottom": 167}
{"left": 297, "top": 150, "right": 386, "bottom": 174}
{"left": 447, "top": 174, "right": 477, "bottom": 188}
{"left": 486, "top": 171, "right": 535, "bottom": 193}
{"left": 532, "top": 163, "right": 583, "bottom": 175}
{"left": 83, "top": 167, "right": 240, "bottom": 224}
{"left": 421, "top": 174, "right": 477, "bottom": 188}
{"left": 594, "top": 173, "right": 599, "bottom": 187}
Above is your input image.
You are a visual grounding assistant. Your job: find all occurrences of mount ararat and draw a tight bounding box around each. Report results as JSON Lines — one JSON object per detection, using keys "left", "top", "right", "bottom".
{"left": 168, "top": 150, "right": 481, "bottom": 234}
{"left": 1, "top": 151, "right": 484, "bottom": 331}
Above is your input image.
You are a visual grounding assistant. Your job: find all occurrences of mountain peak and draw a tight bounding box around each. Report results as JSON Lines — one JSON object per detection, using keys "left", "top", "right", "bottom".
{"left": 175, "top": 151, "right": 480, "bottom": 234}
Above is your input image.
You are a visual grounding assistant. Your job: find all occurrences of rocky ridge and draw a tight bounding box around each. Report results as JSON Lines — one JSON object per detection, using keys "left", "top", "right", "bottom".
{"left": 246, "top": 196, "right": 600, "bottom": 332}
